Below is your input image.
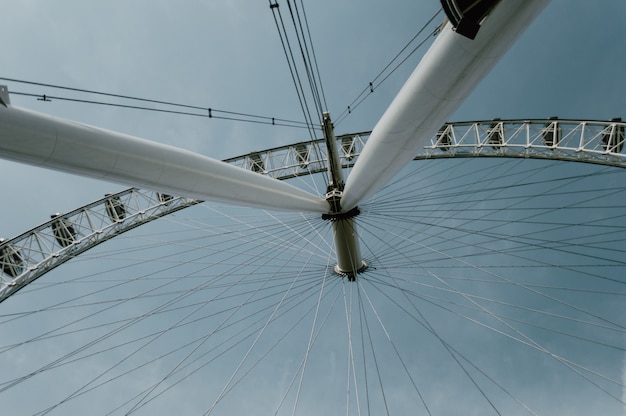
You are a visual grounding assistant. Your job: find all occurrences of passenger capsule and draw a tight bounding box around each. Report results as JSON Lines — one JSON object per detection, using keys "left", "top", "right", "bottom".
{"left": 487, "top": 118, "right": 503, "bottom": 150}
{"left": 542, "top": 116, "right": 561, "bottom": 148}
{"left": 105, "top": 194, "right": 126, "bottom": 222}
{"left": 341, "top": 136, "right": 355, "bottom": 161}
{"left": 0, "top": 238, "right": 25, "bottom": 278}
{"left": 250, "top": 153, "right": 264, "bottom": 173}
{"left": 295, "top": 143, "right": 310, "bottom": 169}
{"left": 50, "top": 214, "right": 76, "bottom": 248}
{"left": 601, "top": 117, "right": 624, "bottom": 153}
{"left": 436, "top": 126, "right": 452, "bottom": 151}
{"left": 157, "top": 193, "right": 173, "bottom": 205}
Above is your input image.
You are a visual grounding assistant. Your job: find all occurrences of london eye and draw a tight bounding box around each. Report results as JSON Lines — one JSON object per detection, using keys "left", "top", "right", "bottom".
{"left": 0, "top": 1, "right": 624, "bottom": 414}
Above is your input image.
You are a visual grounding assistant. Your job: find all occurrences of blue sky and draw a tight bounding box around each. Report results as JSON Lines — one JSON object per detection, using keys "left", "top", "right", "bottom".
{"left": 0, "top": 1, "right": 625, "bottom": 415}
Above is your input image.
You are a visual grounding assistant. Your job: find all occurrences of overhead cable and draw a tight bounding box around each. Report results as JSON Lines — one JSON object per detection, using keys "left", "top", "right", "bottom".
{"left": 287, "top": 0, "right": 326, "bottom": 118}
{"left": 269, "top": 1, "right": 318, "bottom": 139}
{"left": 298, "top": 0, "right": 328, "bottom": 112}
{"left": 1, "top": 77, "right": 315, "bottom": 130}
{"left": 269, "top": 1, "right": 328, "bottom": 140}
{"left": 335, "top": 9, "right": 444, "bottom": 126}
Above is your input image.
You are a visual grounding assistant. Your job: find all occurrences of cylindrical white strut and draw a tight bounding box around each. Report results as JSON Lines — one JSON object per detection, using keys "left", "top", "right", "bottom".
{"left": 331, "top": 214, "right": 367, "bottom": 281}
{"left": 341, "top": 0, "right": 550, "bottom": 210}
{"left": 0, "top": 97, "right": 327, "bottom": 213}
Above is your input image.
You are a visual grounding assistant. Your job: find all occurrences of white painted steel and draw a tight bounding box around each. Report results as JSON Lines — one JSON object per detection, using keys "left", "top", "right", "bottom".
{"left": 0, "top": 189, "right": 199, "bottom": 302}
{"left": 3, "top": 119, "right": 624, "bottom": 301}
{"left": 0, "top": 104, "right": 328, "bottom": 213}
{"left": 341, "top": 0, "right": 550, "bottom": 210}
{"left": 332, "top": 217, "right": 366, "bottom": 278}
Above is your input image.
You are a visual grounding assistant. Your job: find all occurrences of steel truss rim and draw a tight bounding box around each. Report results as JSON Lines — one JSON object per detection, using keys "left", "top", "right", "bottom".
{"left": 2, "top": 118, "right": 626, "bottom": 303}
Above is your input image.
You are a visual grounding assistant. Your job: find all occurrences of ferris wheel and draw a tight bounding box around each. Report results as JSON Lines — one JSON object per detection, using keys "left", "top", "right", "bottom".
{"left": 0, "top": 1, "right": 624, "bottom": 415}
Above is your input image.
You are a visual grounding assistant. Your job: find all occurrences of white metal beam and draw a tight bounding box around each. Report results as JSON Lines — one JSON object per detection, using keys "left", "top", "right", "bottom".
{"left": 0, "top": 103, "right": 328, "bottom": 213}
{"left": 341, "top": 0, "right": 550, "bottom": 210}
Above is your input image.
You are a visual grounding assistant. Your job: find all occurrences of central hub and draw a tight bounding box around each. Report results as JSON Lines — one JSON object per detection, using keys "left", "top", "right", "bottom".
{"left": 323, "top": 191, "right": 367, "bottom": 282}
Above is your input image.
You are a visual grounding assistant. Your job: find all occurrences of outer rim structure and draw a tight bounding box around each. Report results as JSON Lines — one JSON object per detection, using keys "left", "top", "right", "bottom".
{"left": 1, "top": 118, "right": 625, "bottom": 302}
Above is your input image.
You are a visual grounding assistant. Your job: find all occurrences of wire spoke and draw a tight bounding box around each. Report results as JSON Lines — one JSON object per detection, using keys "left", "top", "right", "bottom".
{"left": 0, "top": 155, "right": 624, "bottom": 415}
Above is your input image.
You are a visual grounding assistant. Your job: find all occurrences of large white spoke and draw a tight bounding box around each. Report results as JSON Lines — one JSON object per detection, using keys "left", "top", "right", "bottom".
{"left": 341, "top": 0, "right": 549, "bottom": 210}
{"left": 0, "top": 103, "right": 327, "bottom": 213}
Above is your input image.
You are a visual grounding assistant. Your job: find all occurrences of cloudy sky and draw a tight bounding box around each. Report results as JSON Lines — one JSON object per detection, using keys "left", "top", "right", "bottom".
{"left": 0, "top": 0, "right": 623, "bottom": 233}
{"left": 0, "top": 1, "right": 625, "bottom": 415}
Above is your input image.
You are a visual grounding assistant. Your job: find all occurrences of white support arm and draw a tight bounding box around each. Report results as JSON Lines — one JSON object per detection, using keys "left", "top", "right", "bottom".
{"left": 341, "top": 0, "right": 549, "bottom": 210}
{"left": 0, "top": 103, "right": 328, "bottom": 213}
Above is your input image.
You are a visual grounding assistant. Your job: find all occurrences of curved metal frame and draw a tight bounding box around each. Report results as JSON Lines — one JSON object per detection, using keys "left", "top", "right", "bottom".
{"left": 1, "top": 118, "right": 624, "bottom": 302}
{"left": 422, "top": 118, "right": 626, "bottom": 167}
{"left": 0, "top": 191, "right": 199, "bottom": 301}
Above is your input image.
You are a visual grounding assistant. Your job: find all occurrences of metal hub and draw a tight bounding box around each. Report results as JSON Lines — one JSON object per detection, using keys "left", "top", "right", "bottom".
{"left": 333, "top": 261, "right": 368, "bottom": 282}
{"left": 322, "top": 199, "right": 368, "bottom": 281}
